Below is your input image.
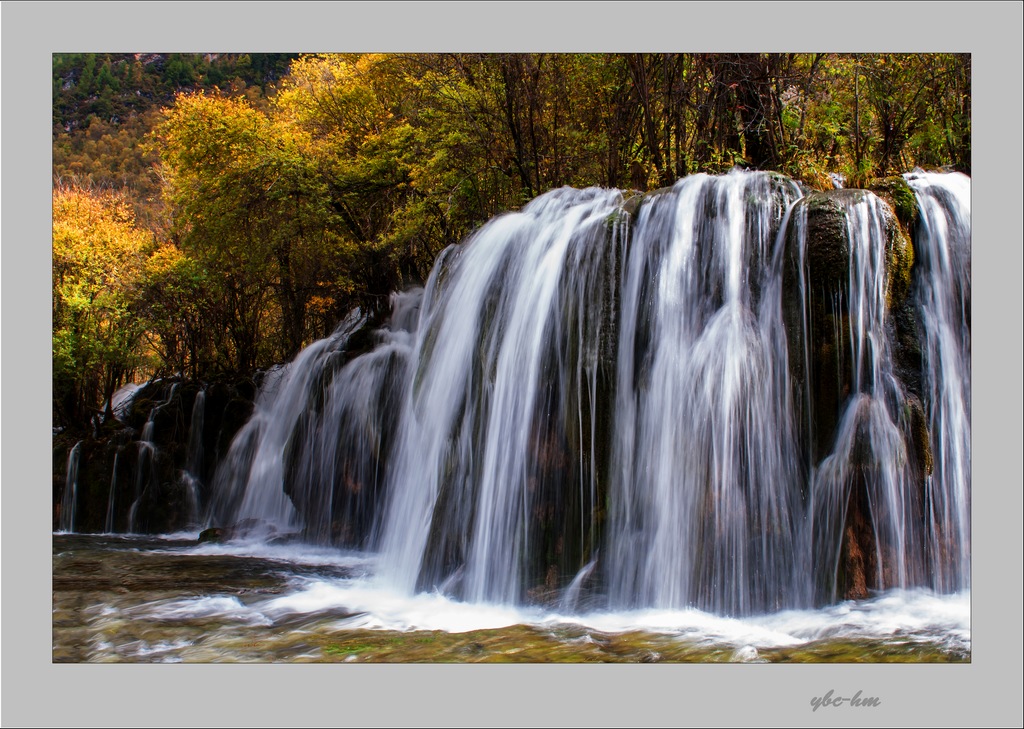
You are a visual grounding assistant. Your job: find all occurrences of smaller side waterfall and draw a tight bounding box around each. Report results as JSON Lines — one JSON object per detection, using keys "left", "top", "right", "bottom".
{"left": 128, "top": 383, "right": 178, "bottom": 533}
{"left": 180, "top": 389, "right": 206, "bottom": 528}
{"left": 59, "top": 441, "right": 83, "bottom": 533}
{"left": 104, "top": 451, "right": 121, "bottom": 533}
{"left": 560, "top": 556, "right": 598, "bottom": 613}
{"left": 128, "top": 440, "right": 154, "bottom": 534}
{"left": 206, "top": 305, "right": 414, "bottom": 545}
{"left": 108, "top": 382, "right": 143, "bottom": 422}
{"left": 805, "top": 191, "right": 924, "bottom": 600}
{"left": 283, "top": 293, "right": 419, "bottom": 546}
{"left": 905, "top": 170, "right": 971, "bottom": 592}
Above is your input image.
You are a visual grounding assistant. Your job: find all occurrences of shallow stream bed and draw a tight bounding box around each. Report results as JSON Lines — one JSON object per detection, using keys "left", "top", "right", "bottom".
{"left": 53, "top": 534, "right": 970, "bottom": 664}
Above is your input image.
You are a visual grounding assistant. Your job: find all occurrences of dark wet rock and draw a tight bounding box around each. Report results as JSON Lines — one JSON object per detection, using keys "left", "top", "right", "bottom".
{"left": 198, "top": 527, "right": 227, "bottom": 543}
{"left": 838, "top": 475, "right": 877, "bottom": 601}
{"left": 782, "top": 188, "right": 918, "bottom": 462}
{"left": 797, "top": 191, "right": 856, "bottom": 288}
{"left": 197, "top": 519, "right": 296, "bottom": 544}
{"left": 53, "top": 374, "right": 260, "bottom": 535}
{"left": 890, "top": 290, "right": 924, "bottom": 401}
{"left": 905, "top": 395, "right": 933, "bottom": 477}
{"left": 620, "top": 193, "right": 643, "bottom": 218}
{"left": 337, "top": 314, "right": 383, "bottom": 365}
{"left": 216, "top": 397, "right": 255, "bottom": 456}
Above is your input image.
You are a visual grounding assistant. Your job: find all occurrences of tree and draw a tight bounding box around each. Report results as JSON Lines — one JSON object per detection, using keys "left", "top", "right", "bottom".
{"left": 135, "top": 244, "right": 214, "bottom": 380}
{"left": 155, "top": 91, "right": 358, "bottom": 368}
{"left": 53, "top": 52, "right": 971, "bottom": 416}
{"left": 53, "top": 186, "right": 154, "bottom": 425}
{"left": 274, "top": 53, "right": 437, "bottom": 285}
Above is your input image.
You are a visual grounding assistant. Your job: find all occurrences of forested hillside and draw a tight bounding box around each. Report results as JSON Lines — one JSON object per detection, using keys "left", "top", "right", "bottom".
{"left": 52, "top": 52, "right": 970, "bottom": 427}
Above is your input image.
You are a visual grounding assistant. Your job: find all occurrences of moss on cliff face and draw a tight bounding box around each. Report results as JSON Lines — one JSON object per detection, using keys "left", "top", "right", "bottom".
{"left": 880, "top": 201, "right": 915, "bottom": 312}
{"left": 871, "top": 175, "right": 919, "bottom": 230}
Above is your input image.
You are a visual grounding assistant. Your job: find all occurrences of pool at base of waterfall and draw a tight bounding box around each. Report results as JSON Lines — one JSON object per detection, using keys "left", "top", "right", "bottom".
{"left": 52, "top": 534, "right": 969, "bottom": 663}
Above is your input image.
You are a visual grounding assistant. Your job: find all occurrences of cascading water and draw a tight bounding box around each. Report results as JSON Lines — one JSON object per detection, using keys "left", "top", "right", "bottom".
{"left": 194, "top": 169, "right": 970, "bottom": 618}
{"left": 904, "top": 170, "right": 971, "bottom": 592}
{"left": 205, "top": 307, "right": 413, "bottom": 546}
{"left": 560, "top": 556, "right": 599, "bottom": 612}
{"left": 59, "top": 441, "right": 82, "bottom": 532}
{"left": 278, "top": 292, "right": 418, "bottom": 546}
{"left": 104, "top": 451, "right": 120, "bottom": 533}
{"left": 180, "top": 389, "right": 206, "bottom": 528}
{"left": 128, "top": 383, "right": 178, "bottom": 533}
{"left": 376, "top": 187, "right": 622, "bottom": 603}
{"left": 801, "top": 191, "right": 924, "bottom": 601}
{"left": 206, "top": 314, "right": 363, "bottom": 539}
{"left": 605, "top": 172, "right": 807, "bottom": 616}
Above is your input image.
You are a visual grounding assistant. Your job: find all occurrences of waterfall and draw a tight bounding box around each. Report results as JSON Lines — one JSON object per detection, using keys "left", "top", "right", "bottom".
{"left": 560, "top": 556, "right": 599, "bottom": 613}
{"left": 108, "top": 382, "right": 142, "bottom": 422}
{"left": 204, "top": 308, "right": 412, "bottom": 544}
{"left": 279, "top": 293, "right": 417, "bottom": 546}
{"left": 180, "top": 389, "right": 206, "bottom": 528}
{"left": 128, "top": 383, "right": 178, "bottom": 533}
{"left": 905, "top": 170, "right": 971, "bottom": 592}
{"left": 198, "top": 169, "right": 970, "bottom": 616}
{"left": 805, "top": 192, "right": 923, "bottom": 600}
{"left": 104, "top": 451, "right": 120, "bottom": 533}
{"left": 128, "top": 442, "right": 154, "bottom": 534}
{"left": 605, "top": 171, "right": 806, "bottom": 615}
{"left": 59, "top": 441, "right": 82, "bottom": 532}
{"left": 376, "top": 187, "right": 622, "bottom": 603}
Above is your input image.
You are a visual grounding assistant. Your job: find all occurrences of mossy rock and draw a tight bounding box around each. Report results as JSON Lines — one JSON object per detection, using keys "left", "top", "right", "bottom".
{"left": 870, "top": 175, "right": 919, "bottom": 230}
{"left": 885, "top": 220, "right": 914, "bottom": 309}
{"left": 604, "top": 192, "right": 643, "bottom": 227}
{"left": 763, "top": 170, "right": 791, "bottom": 185}
{"left": 763, "top": 170, "right": 804, "bottom": 197}
{"left": 905, "top": 394, "right": 933, "bottom": 477}
{"left": 790, "top": 188, "right": 914, "bottom": 309}
{"left": 619, "top": 193, "right": 643, "bottom": 219}
{"left": 198, "top": 526, "right": 228, "bottom": 543}
{"left": 631, "top": 185, "right": 676, "bottom": 216}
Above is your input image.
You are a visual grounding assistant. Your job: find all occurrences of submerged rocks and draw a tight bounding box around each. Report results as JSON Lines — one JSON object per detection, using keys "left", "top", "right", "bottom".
{"left": 198, "top": 527, "right": 227, "bottom": 543}
{"left": 197, "top": 519, "right": 298, "bottom": 544}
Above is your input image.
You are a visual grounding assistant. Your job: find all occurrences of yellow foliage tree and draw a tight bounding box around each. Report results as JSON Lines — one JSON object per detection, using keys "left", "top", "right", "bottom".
{"left": 53, "top": 185, "right": 154, "bottom": 424}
